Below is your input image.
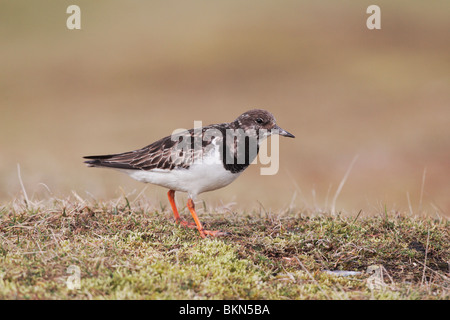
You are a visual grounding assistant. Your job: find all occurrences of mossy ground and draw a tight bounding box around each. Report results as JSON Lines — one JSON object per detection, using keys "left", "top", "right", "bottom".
{"left": 0, "top": 195, "right": 448, "bottom": 299}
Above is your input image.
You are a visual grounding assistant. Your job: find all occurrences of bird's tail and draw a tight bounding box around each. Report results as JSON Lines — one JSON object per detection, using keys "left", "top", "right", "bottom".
{"left": 83, "top": 154, "right": 112, "bottom": 167}
{"left": 83, "top": 154, "right": 130, "bottom": 169}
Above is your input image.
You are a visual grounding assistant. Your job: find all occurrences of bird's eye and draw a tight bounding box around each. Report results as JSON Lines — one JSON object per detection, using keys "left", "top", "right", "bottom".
{"left": 256, "top": 118, "right": 264, "bottom": 124}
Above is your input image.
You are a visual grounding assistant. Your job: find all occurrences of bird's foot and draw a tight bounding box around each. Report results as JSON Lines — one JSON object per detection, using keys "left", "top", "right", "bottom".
{"left": 175, "top": 218, "right": 197, "bottom": 229}
{"left": 199, "top": 229, "right": 231, "bottom": 238}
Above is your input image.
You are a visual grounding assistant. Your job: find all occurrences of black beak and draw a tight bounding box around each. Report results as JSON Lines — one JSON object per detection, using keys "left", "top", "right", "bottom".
{"left": 273, "top": 125, "right": 295, "bottom": 138}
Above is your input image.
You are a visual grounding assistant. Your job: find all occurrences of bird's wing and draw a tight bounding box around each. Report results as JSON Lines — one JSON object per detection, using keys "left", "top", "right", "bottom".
{"left": 83, "top": 126, "right": 226, "bottom": 171}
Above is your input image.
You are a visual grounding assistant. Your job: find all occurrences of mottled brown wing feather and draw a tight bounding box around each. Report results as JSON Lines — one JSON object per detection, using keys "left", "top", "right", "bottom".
{"left": 83, "top": 125, "right": 224, "bottom": 171}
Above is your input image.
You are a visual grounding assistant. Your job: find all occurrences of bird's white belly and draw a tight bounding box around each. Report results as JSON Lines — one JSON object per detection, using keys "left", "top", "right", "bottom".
{"left": 120, "top": 162, "right": 240, "bottom": 198}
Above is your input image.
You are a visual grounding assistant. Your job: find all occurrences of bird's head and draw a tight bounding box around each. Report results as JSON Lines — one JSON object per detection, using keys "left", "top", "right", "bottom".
{"left": 233, "top": 109, "right": 295, "bottom": 138}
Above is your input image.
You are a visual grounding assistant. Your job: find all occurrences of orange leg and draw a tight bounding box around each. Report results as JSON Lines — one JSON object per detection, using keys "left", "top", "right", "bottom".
{"left": 187, "top": 198, "right": 229, "bottom": 238}
{"left": 167, "top": 190, "right": 196, "bottom": 229}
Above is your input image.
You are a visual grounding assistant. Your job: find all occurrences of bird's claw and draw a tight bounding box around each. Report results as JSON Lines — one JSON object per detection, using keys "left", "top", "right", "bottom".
{"left": 175, "top": 219, "right": 197, "bottom": 229}
{"left": 200, "top": 229, "right": 231, "bottom": 238}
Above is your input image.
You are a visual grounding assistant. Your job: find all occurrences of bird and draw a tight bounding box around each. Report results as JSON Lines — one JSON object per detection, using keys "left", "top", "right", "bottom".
{"left": 83, "top": 109, "right": 294, "bottom": 238}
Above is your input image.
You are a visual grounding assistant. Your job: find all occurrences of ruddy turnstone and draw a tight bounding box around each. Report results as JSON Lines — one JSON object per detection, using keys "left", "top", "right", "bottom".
{"left": 84, "top": 109, "right": 294, "bottom": 238}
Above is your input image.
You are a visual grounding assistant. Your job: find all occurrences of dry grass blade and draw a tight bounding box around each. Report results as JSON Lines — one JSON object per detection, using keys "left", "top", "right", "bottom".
{"left": 294, "top": 256, "right": 331, "bottom": 299}
{"left": 17, "top": 163, "right": 30, "bottom": 209}
{"left": 419, "top": 167, "right": 427, "bottom": 213}
{"left": 331, "top": 155, "right": 359, "bottom": 216}
{"left": 421, "top": 228, "right": 430, "bottom": 285}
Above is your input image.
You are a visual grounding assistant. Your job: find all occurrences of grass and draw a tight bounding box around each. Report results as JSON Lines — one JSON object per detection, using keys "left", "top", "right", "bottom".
{"left": 0, "top": 193, "right": 448, "bottom": 300}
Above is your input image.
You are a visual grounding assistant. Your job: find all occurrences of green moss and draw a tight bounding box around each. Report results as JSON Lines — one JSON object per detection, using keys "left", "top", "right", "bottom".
{"left": 0, "top": 196, "right": 448, "bottom": 299}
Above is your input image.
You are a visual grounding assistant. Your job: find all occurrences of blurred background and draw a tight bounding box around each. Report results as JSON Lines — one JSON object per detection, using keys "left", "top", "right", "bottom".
{"left": 1, "top": 0, "right": 449, "bottom": 216}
